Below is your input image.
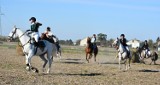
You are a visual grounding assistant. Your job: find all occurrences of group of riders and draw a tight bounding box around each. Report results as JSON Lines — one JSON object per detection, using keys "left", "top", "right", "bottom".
{"left": 89, "top": 33, "right": 152, "bottom": 59}
{"left": 28, "top": 17, "right": 60, "bottom": 50}
{"left": 29, "top": 17, "right": 152, "bottom": 58}
{"left": 119, "top": 34, "right": 152, "bottom": 58}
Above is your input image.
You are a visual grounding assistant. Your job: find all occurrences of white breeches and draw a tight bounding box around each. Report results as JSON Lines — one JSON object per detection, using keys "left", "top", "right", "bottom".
{"left": 31, "top": 32, "right": 39, "bottom": 42}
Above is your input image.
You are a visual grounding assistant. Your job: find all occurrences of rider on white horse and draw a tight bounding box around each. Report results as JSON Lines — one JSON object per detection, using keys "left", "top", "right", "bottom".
{"left": 120, "top": 34, "right": 130, "bottom": 56}
{"left": 141, "top": 40, "right": 151, "bottom": 57}
{"left": 29, "top": 17, "right": 44, "bottom": 47}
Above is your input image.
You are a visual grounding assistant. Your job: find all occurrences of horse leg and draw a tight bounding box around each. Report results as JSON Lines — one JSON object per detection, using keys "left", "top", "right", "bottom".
{"left": 25, "top": 54, "right": 32, "bottom": 71}
{"left": 26, "top": 52, "right": 39, "bottom": 73}
{"left": 86, "top": 53, "right": 88, "bottom": 62}
{"left": 89, "top": 53, "right": 92, "bottom": 59}
{"left": 59, "top": 49, "right": 62, "bottom": 58}
{"left": 128, "top": 57, "right": 131, "bottom": 69}
{"left": 119, "top": 57, "right": 121, "bottom": 70}
{"left": 88, "top": 54, "right": 93, "bottom": 63}
{"left": 124, "top": 60, "right": 127, "bottom": 70}
{"left": 94, "top": 53, "right": 97, "bottom": 62}
{"left": 119, "top": 60, "right": 121, "bottom": 70}
{"left": 154, "top": 61, "right": 156, "bottom": 65}
{"left": 86, "top": 53, "right": 90, "bottom": 63}
{"left": 139, "top": 56, "right": 145, "bottom": 64}
{"left": 47, "top": 52, "right": 53, "bottom": 73}
{"left": 39, "top": 54, "right": 48, "bottom": 72}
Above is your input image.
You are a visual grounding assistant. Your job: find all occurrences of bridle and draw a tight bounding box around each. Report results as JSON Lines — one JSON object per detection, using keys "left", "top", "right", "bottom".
{"left": 112, "top": 39, "right": 120, "bottom": 50}
{"left": 8, "top": 28, "right": 31, "bottom": 47}
{"left": 8, "top": 28, "right": 18, "bottom": 40}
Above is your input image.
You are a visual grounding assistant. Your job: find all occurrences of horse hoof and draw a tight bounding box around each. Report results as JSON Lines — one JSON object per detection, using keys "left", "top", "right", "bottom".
{"left": 26, "top": 66, "right": 30, "bottom": 71}
{"left": 47, "top": 70, "right": 50, "bottom": 74}
{"left": 32, "top": 68, "right": 39, "bottom": 73}
{"left": 35, "top": 69, "right": 39, "bottom": 73}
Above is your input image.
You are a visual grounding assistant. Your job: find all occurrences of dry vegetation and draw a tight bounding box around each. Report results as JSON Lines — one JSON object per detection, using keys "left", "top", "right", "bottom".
{"left": 0, "top": 42, "right": 160, "bottom": 85}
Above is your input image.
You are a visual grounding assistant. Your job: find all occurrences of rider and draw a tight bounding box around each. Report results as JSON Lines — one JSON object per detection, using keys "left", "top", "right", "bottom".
{"left": 119, "top": 34, "right": 130, "bottom": 55}
{"left": 44, "top": 27, "right": 54, "bottom": 39}
{"left": 142, "top": 40, "right": 150, "bottom": 57}
{"left": 29, "top": 17, "right": 43, "bottom": 47}
{"left": 91, "top": 34, "right": 97, "bottom": 49}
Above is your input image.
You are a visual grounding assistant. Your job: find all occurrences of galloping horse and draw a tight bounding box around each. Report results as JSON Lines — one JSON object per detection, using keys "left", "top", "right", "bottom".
{"left": 41, "top": 33, "right": 62, "bottom": 58}
{"left": 112, "top": 38, "right": 131, "bottom": 70}
{"left": 8, "top": 27, "right": 57, "bottom": 73}
{"left": 137, "top": 47, "right": 158, "bottom": 64}
{"left": 85, "top": 37, "right": 98, "bottom": 63}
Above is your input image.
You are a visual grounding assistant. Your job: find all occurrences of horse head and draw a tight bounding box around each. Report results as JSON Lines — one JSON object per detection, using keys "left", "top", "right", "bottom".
{"left": 87, "top": 37, "right": 91, "bottom": 44}
{"left": 8, "top": 26, "right": 18, "bottom": 41}
{"left": 112, "top": 38, "right": 119, "bottom": 49}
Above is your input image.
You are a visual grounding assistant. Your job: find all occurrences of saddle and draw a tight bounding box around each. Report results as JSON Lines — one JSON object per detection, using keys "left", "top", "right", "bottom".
{"left": 33, "top": 40, "right": 45, "bottom": 52}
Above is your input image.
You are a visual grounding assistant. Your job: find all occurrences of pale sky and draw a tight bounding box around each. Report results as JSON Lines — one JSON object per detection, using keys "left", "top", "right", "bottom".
{"left": 1, "top": 0, "right": 160, "bottom": 41}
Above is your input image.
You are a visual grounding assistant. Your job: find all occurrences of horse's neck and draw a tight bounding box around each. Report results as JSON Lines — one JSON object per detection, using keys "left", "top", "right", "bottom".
{"left": 17, "top": 29, "right": 30, "bottom": 46}
{"left": 119, "top": 42, "right": 125, "bottom": 52}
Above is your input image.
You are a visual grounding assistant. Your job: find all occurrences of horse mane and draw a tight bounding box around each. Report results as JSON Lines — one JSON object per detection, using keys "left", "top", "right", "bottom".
{"left": 87, "top": 37, "right": 91, "bottom": 44}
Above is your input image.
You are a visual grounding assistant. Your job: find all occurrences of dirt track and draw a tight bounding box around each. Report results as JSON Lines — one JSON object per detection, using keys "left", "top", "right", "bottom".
{"left": 0, "top": 43, "right": 160, "bottom": 85}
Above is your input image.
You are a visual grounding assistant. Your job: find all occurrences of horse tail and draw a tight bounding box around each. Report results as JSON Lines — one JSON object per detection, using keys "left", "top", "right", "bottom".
{"left": 151, "top": 52, "right": 158, "bottom": 61}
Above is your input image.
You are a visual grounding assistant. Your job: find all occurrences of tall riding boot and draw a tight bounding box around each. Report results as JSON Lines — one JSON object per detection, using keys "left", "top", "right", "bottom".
{"left": 34, "top": 42, "right": 39, "bottom": 47}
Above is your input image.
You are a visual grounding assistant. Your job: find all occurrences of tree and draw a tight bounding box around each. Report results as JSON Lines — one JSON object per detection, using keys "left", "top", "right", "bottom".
{"left": 148, "top": 39, "right": 153, "bottom": 48}
{"left": 97, "top": 33, "right": 107, "bottom": 46}
{"left": 59, "top": 39, "right": 74, "bottom": 45}
{"left": 75, "top": 39, "right": 81, "bottom": 45}
{"left": 156, "top": 37, "right": 160, "bottom": 43}
{"left": 66, "top": 39, "right": 73, "bottom": 45}
{"left": 107, "top": 38, "right": 114, "bottom": 47}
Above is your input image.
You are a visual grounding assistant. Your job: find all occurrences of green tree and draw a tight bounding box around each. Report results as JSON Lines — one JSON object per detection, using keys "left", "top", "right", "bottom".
{"left": 156, "top": 37, "right": 160, "bottom": 43}
{"left": 75, "top": 39, "right": 81, "bottom": 46}
{"left": 97, "top": 33, "right": 107, "bottom": 46}
{"left": 148, "top": 39, "right": 153, "bottom": 48}
{"left": 107, "top": 38, "right": 114, "bottom": 47}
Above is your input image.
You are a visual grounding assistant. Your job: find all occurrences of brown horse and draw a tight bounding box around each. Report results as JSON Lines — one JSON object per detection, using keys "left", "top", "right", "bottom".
{"left": 85, "top": 37, "right": 98, "bottom": 63}
{"left": 41, "top": 33, "right": 55, "bottom": 43}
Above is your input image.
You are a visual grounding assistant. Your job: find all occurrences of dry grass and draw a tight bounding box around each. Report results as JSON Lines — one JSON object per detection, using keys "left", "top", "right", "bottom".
{"left": 0, "top": 43, "right": 160, "bottom": 85}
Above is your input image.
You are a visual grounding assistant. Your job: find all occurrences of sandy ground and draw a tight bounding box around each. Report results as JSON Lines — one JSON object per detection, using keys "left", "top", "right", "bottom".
{"left": 0, "top": 43, "right": 160, "bottom": 85}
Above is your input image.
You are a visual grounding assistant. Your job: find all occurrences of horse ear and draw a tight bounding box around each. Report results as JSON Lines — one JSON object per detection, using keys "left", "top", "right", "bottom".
{"left": 14, "top": 25, "right": 16, "bottom": 28}
{"left": 117, "top": 37, "right": 119, "bottom": 40}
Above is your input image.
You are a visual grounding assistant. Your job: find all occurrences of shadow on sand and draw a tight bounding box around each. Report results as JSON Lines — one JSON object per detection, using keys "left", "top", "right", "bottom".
{"left": 63, "top": 58, "right": 82, "bottom": 61}
{"left": 100, "top": 62, "right": 119, "bottom": 65}
{"left": 60, "top": 61, "right": 84, "bottom": 64}
{"left": 139, "top": 69, "right": 160, "bottom": 72}
{"left": 38, "top": 73, "right": 102, "bottom": 77}
{"left": 65, "top": 73, "right": 102, "bottom": 76}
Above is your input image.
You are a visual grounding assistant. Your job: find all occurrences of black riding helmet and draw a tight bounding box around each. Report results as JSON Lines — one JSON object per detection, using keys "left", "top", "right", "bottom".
{"left": 47, "top": 27, "right": 51, "bottom": 31}
{"left": 29, "top": 17, "right": 36, "bottom": 22}
{"left": 145, "top": 40, "right": 147, "bottom": 42}
{"left": 120, "top": 34, "right": 125, "bottom": 37}
{"left": 93, "top": 34, "right": 96, "bottom": 37}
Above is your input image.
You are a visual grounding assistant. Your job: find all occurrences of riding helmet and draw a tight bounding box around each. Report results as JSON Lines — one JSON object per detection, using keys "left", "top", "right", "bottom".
{"left": 29, "top": 17, "right": 36, "bottom": 22}
{"left": 47, "top": 27, "right": 51, "bottom": 31}
{"left": 120, "top": 34, "right": 125, "bottom": 37}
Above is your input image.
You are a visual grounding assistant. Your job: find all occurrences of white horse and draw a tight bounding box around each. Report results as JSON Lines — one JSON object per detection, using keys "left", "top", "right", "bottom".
{"left": 137, "top": 47, "right": 158, "bottom": 64}
{"left": 8, "top": 27, "right": 57, "bottom": 73}
{"left": 112, "top": 38, "right": 131, "bottom": 70}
